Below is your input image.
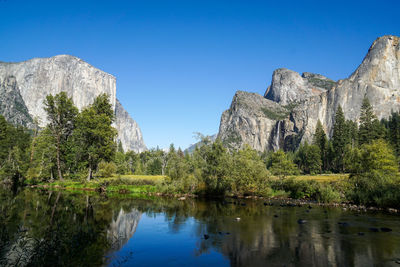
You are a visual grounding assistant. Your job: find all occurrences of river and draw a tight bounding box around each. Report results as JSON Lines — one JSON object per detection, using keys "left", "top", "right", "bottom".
{"left": 0, "top": 188, "right": 399, "bottom": 266}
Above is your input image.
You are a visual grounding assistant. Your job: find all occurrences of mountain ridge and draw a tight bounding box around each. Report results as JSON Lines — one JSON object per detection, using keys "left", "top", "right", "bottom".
{"left": 0, "top": 55, "right": 146, "bottom": 152}
{"left": 218, "top": 35, "right": 400, "bottom": 151}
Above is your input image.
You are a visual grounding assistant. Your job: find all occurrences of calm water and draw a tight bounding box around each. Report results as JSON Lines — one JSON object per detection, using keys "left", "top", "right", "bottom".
{"left": 1, "top": 188, "right": 400, "bottom": 267}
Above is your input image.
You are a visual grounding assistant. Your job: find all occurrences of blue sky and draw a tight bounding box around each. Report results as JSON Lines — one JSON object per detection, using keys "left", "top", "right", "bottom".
{"left": 1, "top": 0, "right": 399, "bottom": 149}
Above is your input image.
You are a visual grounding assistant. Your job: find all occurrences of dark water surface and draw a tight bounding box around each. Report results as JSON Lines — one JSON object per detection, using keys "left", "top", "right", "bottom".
{"left": 1, "top": 188, "right": 400, "bottom": 267}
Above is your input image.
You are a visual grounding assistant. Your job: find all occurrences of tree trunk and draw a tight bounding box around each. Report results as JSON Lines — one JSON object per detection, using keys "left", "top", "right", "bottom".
{"left": 56, "top": 134, "right": 63, "bottom": 181}
{"left": 87, "top": 165, "right": 92, "bottom": 181}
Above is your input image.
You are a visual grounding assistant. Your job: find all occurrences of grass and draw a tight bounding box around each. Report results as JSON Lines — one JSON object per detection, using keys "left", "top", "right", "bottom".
{"left": 290, "top": 173, "right": 349, "bottom": 183}
{"left": 25, "top": 174, "right": 167, "bottom": 194}
{"left": 270, "top": 173, "right": 349, "bottom": 183}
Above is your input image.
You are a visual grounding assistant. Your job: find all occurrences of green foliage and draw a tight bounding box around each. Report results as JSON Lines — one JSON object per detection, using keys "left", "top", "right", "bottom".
{"left": 313, "top": 120, "right": 328, "bottom": 171}
{"left": 270, "top": 178, "right": 341, "bottom": 203}
{"left": 307, "top": 77, "right": 336, "bottom": 90}
{"left": 261, "top": 107, "right": 287, "bottom": 120}
{"left": 200, "top": 140, "right": 232, "bottom": 195}
{"left": 96, "top": 161, "right": 117, "bottom": 178}
{"left": 74, "top": 94, "right": 117, "bottom": 180}
{"left": 268, "top": 150, "right": 299, "bottom": 178}
{"left": 43, "top": 92, "right": 78, "bottom": 180}
{"left": 332, "top": 106, "right": 347, "bottom": 172}
{"left": 295, "top": 142, "right": 322, "bottom": 174}
{"left": 229, "top": 145, "right": 270, "bottom": 196}
{"left": 0, "top": 115, "right": 31, "bottom": 185}
{"left": 349, "top": 139, "right": 400, "bottom": 206}
{"left": 382, "top": 111, "right": 400, "bottom": 158}
{"left": 358, "top": 97, "right": 385, "bottom": 145}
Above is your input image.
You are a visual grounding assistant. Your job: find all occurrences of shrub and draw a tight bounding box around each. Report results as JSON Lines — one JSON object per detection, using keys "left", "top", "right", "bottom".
{"left": 96, "top": 161, "right": 117, "bottom": 178}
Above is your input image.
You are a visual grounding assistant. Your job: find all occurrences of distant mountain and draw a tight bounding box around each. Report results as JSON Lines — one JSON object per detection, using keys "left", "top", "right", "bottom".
{"left": 218, "top": 35, "right": 400, "bottom": 151}
{"left": 185, "top": 134, "right": 217, "bottom": 154}
{"left": 0, "top": 55, "right": 146, "bottom": 152}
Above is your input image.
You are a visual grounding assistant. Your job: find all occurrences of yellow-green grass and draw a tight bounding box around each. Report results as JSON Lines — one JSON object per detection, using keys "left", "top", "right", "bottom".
{"left": 292, "top": 173, "right": 349, "bottom": 182}
{"left": 25, "top": 175, "right": 166, "bottom": 194}
{"left": 271, "top": 174, "right": 349, "bottom": 183}
{"left": 103, "top": 174, "right": 166, "bottom": 182}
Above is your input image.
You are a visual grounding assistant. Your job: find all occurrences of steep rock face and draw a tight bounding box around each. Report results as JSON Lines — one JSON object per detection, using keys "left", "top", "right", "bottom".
{"left": 0, "top": 55, "right": 146, "bottom": 152}
{"left": 218, "top": 91, "right": 289, "bottom": 151}
{"left": 0, "top": 76, "right": 33, "bottom": 127}
{"left": 218, "top": 35, "right": 400, "bottom": 151}
{"left": 326, "top": 35, "right": 400, "bottom": 134}
{"left": 115, "top": 100, "right": 146, "bottom": 152}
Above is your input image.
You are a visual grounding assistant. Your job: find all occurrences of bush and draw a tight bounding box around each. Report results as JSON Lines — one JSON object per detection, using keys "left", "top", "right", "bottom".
{"left": 96, "top": 161, "right": 116, "bottom": 178}
{"left": 270, "top": 178, "right": 342, "bottom": 203}
{"left": 316, "top": 184, "right": 342, "bottom": 203}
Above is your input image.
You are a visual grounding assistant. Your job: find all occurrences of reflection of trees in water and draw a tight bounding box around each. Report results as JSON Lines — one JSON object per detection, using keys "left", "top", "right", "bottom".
{"left": 1, "top": 189, "right": 399, "bottom": 266}
{"left": 127, "top": 198, "right": 400, "bottom": 267}
{"left": 0, "top": 189, "right": 142, "bottom": 266}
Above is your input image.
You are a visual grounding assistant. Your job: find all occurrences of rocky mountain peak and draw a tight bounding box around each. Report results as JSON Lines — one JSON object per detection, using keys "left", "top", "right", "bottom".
{"left": 264, "top": 68, "right": 332, "bottom": 106}
{"left": 0, "top": 55, "right": 146, "bottom": 152}
{"left": 218, "top": 35, "right": 400, "bottom": 152}
{"left": 350, "top": 35, "right": 400, "bottom": 87}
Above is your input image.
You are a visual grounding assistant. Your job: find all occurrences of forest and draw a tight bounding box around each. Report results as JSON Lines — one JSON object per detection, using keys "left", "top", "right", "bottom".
{"left": 1, "top": 93, "right": 400, "bottom": 208}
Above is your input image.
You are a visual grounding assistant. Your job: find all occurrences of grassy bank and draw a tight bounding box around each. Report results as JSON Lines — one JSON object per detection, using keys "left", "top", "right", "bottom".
{"left": 26, "top": 175, "right": 166, "bottom": 195}
{"left": 25, "top": 174, "right": 350, "bottom": 200}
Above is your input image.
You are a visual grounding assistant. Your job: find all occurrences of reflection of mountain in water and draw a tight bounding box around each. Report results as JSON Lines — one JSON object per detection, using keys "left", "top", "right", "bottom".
{"left": 107, "top": 208, "right": 142, "bottom": 251}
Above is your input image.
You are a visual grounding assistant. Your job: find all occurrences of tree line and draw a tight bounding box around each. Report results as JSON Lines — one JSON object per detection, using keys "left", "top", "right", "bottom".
{"left": 0, "top": 93, "right": 400, "bottom": 206}
{"left": 0, "top": 92, "right": 116, "bottom": 184}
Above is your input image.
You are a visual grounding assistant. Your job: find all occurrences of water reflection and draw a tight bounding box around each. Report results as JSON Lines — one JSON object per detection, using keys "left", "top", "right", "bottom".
{"left": 1, "top": 188, "right": 399, "bottom": 266}
{"left": 107, "top": 208, "right": 141, "bottom": 252}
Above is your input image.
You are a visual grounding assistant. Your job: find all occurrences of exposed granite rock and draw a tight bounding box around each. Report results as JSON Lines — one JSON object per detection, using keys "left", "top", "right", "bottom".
{"left": 0, "top": 76, "right": 33, "bottom": 127}
{"left": 115, "top": 99, "right": 146, "bottom": 152}
{"left": 219, "top": 35, "right": 400, "bottom": 151}
{"left": 218, "top": 91, "right": 289, "bottom": 151}
{"left": 0, "top": 55, "right": 146, "bottom": 152}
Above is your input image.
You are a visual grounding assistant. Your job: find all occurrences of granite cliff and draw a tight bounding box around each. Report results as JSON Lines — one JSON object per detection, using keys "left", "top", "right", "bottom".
{"left": 0, "top": 55, "right": 146, "bottom": 152}
{"left": 218, "top": 35, "right": 400, "bottom": 151}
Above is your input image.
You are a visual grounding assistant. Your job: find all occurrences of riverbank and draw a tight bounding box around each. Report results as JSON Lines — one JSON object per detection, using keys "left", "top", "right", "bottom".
{"left": 23, "top": 173, "right": 400, "bottom": 214}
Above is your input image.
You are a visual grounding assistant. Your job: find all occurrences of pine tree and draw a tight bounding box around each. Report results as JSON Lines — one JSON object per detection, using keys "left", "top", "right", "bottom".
{"left": 74, "top": 94, "right": 117, "bottom": 181}
{"left": 386, "top": 112, "right": 400, "bottom": 157}
{"left": 358, "top": 97, "right": 384, "bottom": 145}
{"left": 43, "top": 92, "right": 78, "bottom": 180}
{"left": 332, "top": 106, "right": 347, "bottom": 172}
{"left": 313, "top": 120, "right": 328, "bottom": 171}
{"left": 269, "top": 150, "right": 299, "bottom": 178}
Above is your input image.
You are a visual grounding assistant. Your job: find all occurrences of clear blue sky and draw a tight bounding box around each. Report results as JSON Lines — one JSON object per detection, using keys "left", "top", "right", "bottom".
{"left": 1, "top": 0, "right": 399, "bottom": 149}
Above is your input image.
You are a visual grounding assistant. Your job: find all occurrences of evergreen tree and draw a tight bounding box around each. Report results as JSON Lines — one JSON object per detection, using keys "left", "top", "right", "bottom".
{"left": 269, "top": 150, "right": 299, "bottom": 179}
{"left": 74, "top": 94, "right": 117, "bottom": 180}
{"left": 44, "top": 92, "right": 78, "bottom": 180}
{"left": 295, "top": 142, "right": 322, "bottom": 174}
{"left": 313, "top": 120, "right": 328, "bottom": 171}
{"left": 345, "top": 120, "right": 358, "bottom": 148}
{"left": 358, "top": 97, "right": 384, "bottom": 145}
{"left": 384, "top": 111, "right": 400, "bottom": 157}
{"left": 332, "top": 106, "right": 347, "bottom": 172}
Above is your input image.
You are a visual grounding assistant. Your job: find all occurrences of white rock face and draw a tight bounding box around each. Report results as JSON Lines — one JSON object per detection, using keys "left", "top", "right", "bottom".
{"left": 218, "top": 35, "right": 400, "bottom": 151}
{"left": 115, "top": 99, "right": 146, "bottom": 152}
{"left": 0, "top": 55, "right": 146, "bottom": 152}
